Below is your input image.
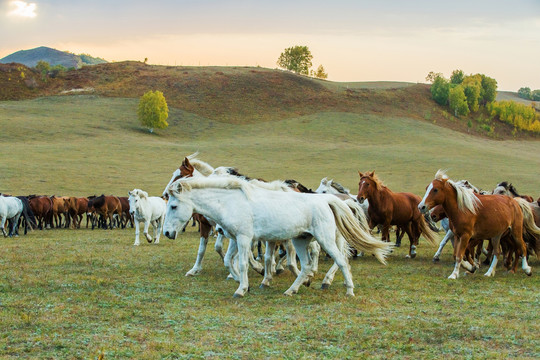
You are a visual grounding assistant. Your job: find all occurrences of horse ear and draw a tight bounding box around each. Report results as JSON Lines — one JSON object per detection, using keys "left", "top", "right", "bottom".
{"left": 358, "top": 171, "right": 363, "bottom": 178}
{"left": 128, "top": 191, "right": 131, "bottom": 196}
{"left": 368, "top": 171, "right": 374, "bottom": 177}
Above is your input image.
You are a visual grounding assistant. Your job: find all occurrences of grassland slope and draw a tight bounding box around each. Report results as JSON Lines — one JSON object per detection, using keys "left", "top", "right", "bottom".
{"left": 0, "top": 61, "right": 537, "bottom": 138}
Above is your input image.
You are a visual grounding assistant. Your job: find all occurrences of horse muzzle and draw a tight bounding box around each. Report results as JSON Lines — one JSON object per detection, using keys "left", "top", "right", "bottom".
{"left": 357, "top": 196, "right": 366, "bottom": 204}
{"left": 164, "top": 230, "right": 176, "bottom": 239}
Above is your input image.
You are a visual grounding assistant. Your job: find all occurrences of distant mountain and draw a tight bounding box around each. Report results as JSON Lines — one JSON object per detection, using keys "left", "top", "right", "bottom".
{"left": 0, "top": 46, "right": 107, "bottom": 69}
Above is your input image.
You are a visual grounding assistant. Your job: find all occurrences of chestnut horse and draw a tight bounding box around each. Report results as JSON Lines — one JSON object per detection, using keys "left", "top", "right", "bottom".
{"left": 28, "top": 195, "right": 53, "bottom": 229}
{"left": 419, "top": 170, "right": 539, "bottom": 279}
{"left": 357, "top": 171, "right": 438, "bottom": 258}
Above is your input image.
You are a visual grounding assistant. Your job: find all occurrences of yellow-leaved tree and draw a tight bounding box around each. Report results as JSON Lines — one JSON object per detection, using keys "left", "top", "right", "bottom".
{"left": 137, "top": 90, "right": 169, "bottom": 133}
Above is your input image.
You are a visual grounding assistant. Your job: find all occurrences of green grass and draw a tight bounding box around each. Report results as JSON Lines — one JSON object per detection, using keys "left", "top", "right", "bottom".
{"left": 1, "top": 227, "right": 538, "bottom": 359}
{"left": 0, "top": 95, "right": 539, "bottom": 358}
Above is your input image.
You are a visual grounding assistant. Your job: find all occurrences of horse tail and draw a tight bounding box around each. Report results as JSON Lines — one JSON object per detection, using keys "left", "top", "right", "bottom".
{"left": 327, "top": 197, "right": 393, "bottom": 265}
{"left": 516, "top": 198, "right": 540, "bottom": 256}
{"left": 424, "top": 213, "right": 440, "bottom": 232}
{"left": 18, "top": 196, "right": 37, "bottom": 230}
{"left": 418, "top": 215, "right": 439, "bottom": 246}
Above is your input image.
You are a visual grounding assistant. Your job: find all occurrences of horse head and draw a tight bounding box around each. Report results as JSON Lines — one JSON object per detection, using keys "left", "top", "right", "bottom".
{"left": 357, "top": 171, "right": 377, "bottom": 204}
{"left": 418, "top": 170, "right": 449, "bottom": 214}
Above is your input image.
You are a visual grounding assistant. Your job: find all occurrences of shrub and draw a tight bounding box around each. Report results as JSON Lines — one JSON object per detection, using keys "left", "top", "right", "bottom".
{"left": 137, "top": 90, "right": 169, "bottom": 133}
{"left": 488, "top": 100, "right": 540, "bottom": 133}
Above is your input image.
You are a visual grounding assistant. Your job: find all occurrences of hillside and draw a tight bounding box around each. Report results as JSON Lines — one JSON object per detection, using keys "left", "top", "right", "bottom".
{"left": 0, "top": 46, "right": 107, "bottom": 69}
{"left": 0, "top": 60, "right": 537, "bottom": 139}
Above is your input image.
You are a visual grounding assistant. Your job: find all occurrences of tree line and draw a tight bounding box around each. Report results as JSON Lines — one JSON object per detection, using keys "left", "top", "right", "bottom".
{"left": 427, "top": 70, "right": 539, "bottom": 134}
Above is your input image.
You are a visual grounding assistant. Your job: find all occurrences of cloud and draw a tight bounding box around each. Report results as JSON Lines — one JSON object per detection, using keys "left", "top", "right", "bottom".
{"left": 7, "top": 1, "right": 37, "bottom": 18}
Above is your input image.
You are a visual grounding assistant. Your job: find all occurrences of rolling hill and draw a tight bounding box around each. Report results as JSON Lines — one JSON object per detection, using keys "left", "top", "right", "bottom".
{"left": 0, "top": 46, "right": 107, "bottom": 69}
{"left": 0, "top": 60, "right": 537, "bottom": 140}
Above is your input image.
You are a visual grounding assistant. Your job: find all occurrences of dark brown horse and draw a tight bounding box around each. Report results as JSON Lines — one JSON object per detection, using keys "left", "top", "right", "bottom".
{"left": 88, "top": 195, "right": 122, "bottom": 229}
{"left": 118, "top": 196, "right": 134, "bottom": 228}
{"left": 419, "top": 170, "right": 539, "bottom": 278}
{"left": 357, "top": 171, "right": 438, "bottom": 258}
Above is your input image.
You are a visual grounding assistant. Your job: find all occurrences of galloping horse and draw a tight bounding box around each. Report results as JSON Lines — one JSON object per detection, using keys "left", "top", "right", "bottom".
{"left": 128, "top": 189, "right": 166, "bottom": 246}
{"left": 419, "top": 170, "right": 539, "bottom": 279}
{"left": 357, "top": 171, "right": 438, "bottom": 258}
{"left": 163, "top": 176, "right": 392, "bottom": 297}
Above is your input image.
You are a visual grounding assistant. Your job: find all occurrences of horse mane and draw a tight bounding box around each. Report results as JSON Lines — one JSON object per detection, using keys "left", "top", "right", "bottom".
{"left": 130, "top": 189, "right": 148, "bottom": 198}
{"left": 436, "top": 170, "right": 481, "bottom": 214}
{"left": 169, "top": 176, "right": 252, "bottom": 198}
{"left": 368, "top": 172, "right": 387, "bottom": 191}
{"left": 329, "top": 180, "right": 350, "bottom": 195}
{"left": 187, "top": 155, "right": 214, "bottom": 176}
{"left": 213, "top": 166, "right": 253, "bottom": 180}
{"left": 249, "top": 179, "right": 293, "bottom": 192}
{"left": 507, "top": 184, "right": 521, "bottom": 197}
{"left": 285, "top": 179, "right": 315, "bottom": 193}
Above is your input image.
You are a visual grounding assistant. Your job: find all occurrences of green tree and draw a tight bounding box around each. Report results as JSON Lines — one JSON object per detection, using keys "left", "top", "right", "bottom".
{"left": 277, "top": 46, "right": 313, "bottom": 75}
{"left": 311, "top": 64, "right": 328, "bottom": 79}
{"left": 425, "top": 71, "right": 443, "bottom": 83}
{"left": 449, "top": 85, "right": 469, "bottom": 117}
{"left": 462, "top": 75, "right": 482, "bottom": 112}
{"left": 430, "top": 75, "right": 450, "bottom": 105}
{"left": 480, "top": 74, "right": 497, "bottom": 104}
{"left": 35, "top": 60, "right": 50, "bottom": 80}
{"left": 518, "top": 87, "right": 531, "bottom": 100}
{"left": 531, "top": 89, "right": 540, "bottom": 101}
{"left": 137, "top": 90, "right": 169, "bottom": 133}
{"left": 450, "top": 69, "right": 464, "bottom": 84}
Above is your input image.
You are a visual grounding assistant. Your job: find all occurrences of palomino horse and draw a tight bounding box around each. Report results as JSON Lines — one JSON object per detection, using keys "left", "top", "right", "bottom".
{"left": 492, "top": 181, "right": 535, "bottom": 202}
{"left": 50, "top": 196, "right": 68, "bottom": 228}
{"left": 419, "top": 170, "right": 539, "bottom": 279}
{"left": 0, "top": 196, "right": 24, "bottom": 237}
{"left": 357, "top": 171, "right": 438, "bottom": 258}
{"left": 163, "top": 176, "right": 392, "bottom": 297}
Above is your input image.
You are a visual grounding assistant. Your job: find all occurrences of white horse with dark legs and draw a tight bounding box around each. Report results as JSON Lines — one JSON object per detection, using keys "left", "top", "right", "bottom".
{"left": 163, "top": 176, "right": 393, "bottom": 297}
{"left": 0, "top": 196, "right": 23, "bottom": 237}
{"left": 128, "top": 189, "right": 166, "bottom": 246}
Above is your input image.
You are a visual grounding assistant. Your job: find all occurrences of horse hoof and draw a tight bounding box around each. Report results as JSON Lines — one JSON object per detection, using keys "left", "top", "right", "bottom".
{"left": 526, "top": 270, "right": 532, "bottom": 277}
{"left": 304, "top": 279, "right": 312, "bottom": 288}
{"left": 432, "top": 257, "right": 440, "bottom": 263}
{"left": 259, "top": 283, "right": 270, "bottom": 289}
{"left": 409, "top": 253, "right": 416, "bottom": 259}
{"left": 395, "top": 242, "right": 401, "bottom": 248}
{"left": 275, "top": 269, "right": 284, "bottom": 275}
{"left": 321, "top": 283, "right": 330, "bottom": 290}
{"left": 233, "top": 293, "right": 244, "bottom": 298}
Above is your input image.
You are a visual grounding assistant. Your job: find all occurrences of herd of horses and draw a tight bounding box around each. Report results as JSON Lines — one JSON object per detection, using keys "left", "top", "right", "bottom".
{"left": 1, "top": 153, "right": 539, "bottom": 297}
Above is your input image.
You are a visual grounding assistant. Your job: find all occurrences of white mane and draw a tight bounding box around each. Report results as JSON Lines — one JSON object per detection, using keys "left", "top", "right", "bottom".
{"left": 129, "top": 189, "right": 148, "bottom": 198}
{"left": 436, "top": 170, "right": 481, "bottom": 214}
{"left": 188, "top": 156, "right": 215, "bottom": 176}
{"left": 248, "top": 179, "right": 293, "bottom": 192}
{"left": 168, "top": 176, "right": 253, "bottom": 199}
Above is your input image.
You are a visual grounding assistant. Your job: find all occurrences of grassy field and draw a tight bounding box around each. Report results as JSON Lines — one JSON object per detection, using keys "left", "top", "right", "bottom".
{"left": 0, "top": 94, "right": 539, "bottom": 359}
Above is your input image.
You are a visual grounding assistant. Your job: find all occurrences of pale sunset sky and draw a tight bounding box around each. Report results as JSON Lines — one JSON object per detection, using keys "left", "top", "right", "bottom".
{"left": 1, "top": 0, "right": 539, "bottom": 91}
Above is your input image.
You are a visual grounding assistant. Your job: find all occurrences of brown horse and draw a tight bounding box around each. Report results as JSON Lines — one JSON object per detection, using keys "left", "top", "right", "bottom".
{"left": 88, "top": 195, "right": 122, "bottom": 229}
{"left": 118, "top": 196, "right": 134, "bottom": 228}
{"left": 50, "top": 196, "right": 68, "bottom": 228}
{"left": 28, "top": 195, "right": 53, "bottom": 229}
{"left": 418, "top": 170, "right": 539, "bottom": 279}
{"left": 357, "top": 171, "right": 438, "bottom": 258}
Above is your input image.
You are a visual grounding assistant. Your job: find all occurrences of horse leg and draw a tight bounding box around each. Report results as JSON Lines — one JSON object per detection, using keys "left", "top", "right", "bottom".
{"left": 433, "top": 230, "right": 454, "bottom": 262}
{"left": 233, "top": 235, "right": 252, "bottom": 298}
{"left": 260, "top": 242, "right": 276, "bottom": 288}
{"left": 153, "top": 218, "right": 162, "bottom": 244}
{"left": 403, "top": 223, "right": 417, "bottom": 259}
{"left": 1, "top": 216, "right": 7, "bottom": 237}
{"left": 10, "top": 214, "right": 22, "bottom": 237}
{"left": 510, "top": 226, "right": 532, "bottom": 276}
{"left": 484, "top": 234, "right": 503, "bottom": 277}
{"left": 186, "top": 235, "right": 209, "bottom": 276}
{"left": 308, "top": 240, "right": 320, "bottom": 274}
{"left": 284, "top": 240, "right": 301, "bottom": 277}
{"left": 248, "top": 248, "right": 264, "bottom": 276}
{"left": 133, "top": 220, "right": 141, "bottom": 246}
{"left": 321, "top": 233, "right": 354, "bottom": 296}
{"left": 256, "top": 240, "right": 263, "bottom": 261}
{"left": 448, "top": 236, "right": 468, "bottom": 279}
{"left": 223, "top": 238, "right": 240, "bottom": 281}
{"left": 214, "top": 232, "right": 225, "bottom": 261}
{"left": 284, "top": 238, "right": 312, "bottom": 296}
{"left": 143, "top": 220, "right": 152, "bottom": 243}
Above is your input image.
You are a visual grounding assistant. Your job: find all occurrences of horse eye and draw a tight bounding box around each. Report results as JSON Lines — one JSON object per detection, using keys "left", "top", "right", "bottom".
{"left": 171, "top": 205, "right": 177, "bottom": 210}
{"left": 322, "top": 191, "right": 326, "bottom": 193}
{"left": 433, "top": 189, "right": 438, "bottom": 193}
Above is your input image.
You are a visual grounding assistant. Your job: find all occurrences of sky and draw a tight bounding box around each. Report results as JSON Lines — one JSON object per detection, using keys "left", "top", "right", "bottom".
{"left": 1, "top": 0, "right": 539, "bottom": 91}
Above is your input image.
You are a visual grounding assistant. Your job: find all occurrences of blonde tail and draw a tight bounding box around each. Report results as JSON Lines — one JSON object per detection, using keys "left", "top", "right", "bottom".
{"left": 328, "top": 198, "right": 393, "bottom": 265}
{"left": 418, "top": 215, "right": 439, "bottom": 246}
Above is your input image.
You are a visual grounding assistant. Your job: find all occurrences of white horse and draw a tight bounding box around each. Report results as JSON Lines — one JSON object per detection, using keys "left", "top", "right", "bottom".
{"left": 0, "top": 196, "right": 23, "bottom": 237}
{"left": 163, "top": 176, "right": 393, "bottom": 297}
{"left": 128, "top": 189, "right": 166, "bottom": 246}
